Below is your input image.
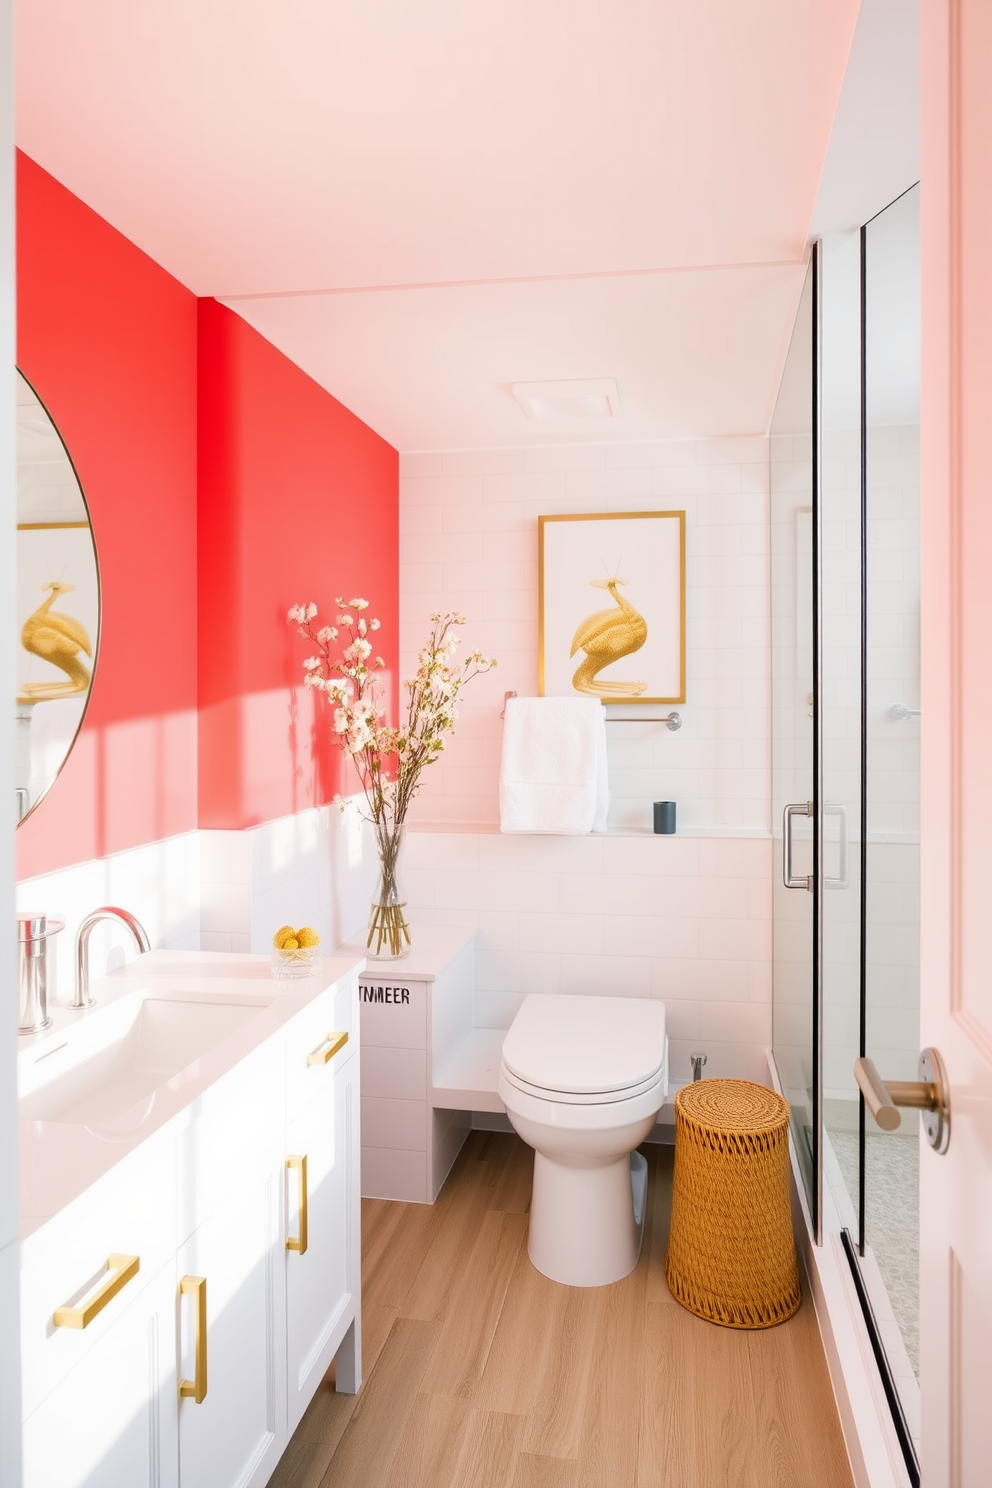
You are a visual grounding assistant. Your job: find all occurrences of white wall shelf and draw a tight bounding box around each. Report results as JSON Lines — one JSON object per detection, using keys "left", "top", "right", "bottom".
{"left": 432, "top": 1027, "right": 506, "bottom": 1114}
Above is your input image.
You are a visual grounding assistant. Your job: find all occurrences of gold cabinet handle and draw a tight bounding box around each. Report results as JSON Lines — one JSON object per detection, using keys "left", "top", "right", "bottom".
{"left": 286, "top": 1154, "right": 308, "bottom": 1254}
{"left": 307, "top": 1030, "right": 348, "bottom": 1066}
{"left": 53, "top": 1254, "right": 140, "bottom": 1329}
{"left": 179, "top": 1275, "right": 208, "bottom": 1403}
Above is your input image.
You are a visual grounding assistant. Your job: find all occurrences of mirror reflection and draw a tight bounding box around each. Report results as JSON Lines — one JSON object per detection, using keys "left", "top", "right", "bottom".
{"left": 15, "top": 370, "right": 99, "bottom": 823}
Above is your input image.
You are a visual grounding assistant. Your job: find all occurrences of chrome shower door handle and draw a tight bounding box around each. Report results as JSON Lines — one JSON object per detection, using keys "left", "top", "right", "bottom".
{"left": 824, "top": 802, "right": 849, "bottom": 889}
{"left": 783, "top": 801, "right": 814, "bottom": 890}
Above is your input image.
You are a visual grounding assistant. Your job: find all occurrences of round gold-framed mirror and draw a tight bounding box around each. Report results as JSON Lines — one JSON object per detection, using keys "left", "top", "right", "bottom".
{"left": 15, "top": 370, "right": 100, "bottom": 824}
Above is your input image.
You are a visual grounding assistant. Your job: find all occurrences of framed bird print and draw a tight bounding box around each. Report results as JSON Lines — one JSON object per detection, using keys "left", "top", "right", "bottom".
{"left": 538, "top": 511, "right": 686, "bottom": 704}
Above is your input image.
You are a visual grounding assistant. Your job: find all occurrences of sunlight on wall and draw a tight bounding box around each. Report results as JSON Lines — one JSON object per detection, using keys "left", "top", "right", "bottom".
{"left": 17, "top": 709, "right": 198, "bottom": 880}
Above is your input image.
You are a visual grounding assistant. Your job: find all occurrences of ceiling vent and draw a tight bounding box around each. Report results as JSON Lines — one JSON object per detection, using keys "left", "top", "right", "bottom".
{"left": 511, "top": 377, "right": 620, "bottom": 421}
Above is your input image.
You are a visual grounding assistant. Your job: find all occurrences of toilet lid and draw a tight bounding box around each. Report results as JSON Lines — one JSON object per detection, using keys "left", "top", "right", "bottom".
{"left": 501, "top": 994, "right": 666, "bottom": 1096}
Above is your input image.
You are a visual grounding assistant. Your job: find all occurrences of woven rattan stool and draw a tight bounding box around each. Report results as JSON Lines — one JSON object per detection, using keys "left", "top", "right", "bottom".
{"left": 665, "top": 1079, "right": 801, "bottom": 1329}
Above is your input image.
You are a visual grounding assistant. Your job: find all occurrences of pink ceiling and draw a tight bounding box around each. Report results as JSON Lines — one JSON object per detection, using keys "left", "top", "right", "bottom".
{"left": 16, "top": 1, "right": 861, "bottom": 448}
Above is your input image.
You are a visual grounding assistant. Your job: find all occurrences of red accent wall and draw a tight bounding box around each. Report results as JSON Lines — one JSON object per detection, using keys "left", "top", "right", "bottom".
{"left": 16, "top": 152, "right": 399, "bottom": 873}
{"left": 16, "top": 152, "right": 199, "bottom": 879}
{"left": 197, "top": 300, "right": 398, "bottom": 827}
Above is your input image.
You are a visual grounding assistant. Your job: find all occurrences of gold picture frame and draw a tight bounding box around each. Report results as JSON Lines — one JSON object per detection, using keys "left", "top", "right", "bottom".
{"left": 538, "top": 511, "right": 686, "bottom": 704}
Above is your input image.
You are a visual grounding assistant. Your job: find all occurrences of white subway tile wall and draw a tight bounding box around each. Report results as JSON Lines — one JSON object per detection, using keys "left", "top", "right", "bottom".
{"left": 404, "top": 827, "right": 773, "bottom": 1085}
{"left": 400, "top": 438, "right": 771, "bottom": 834}
{"left": 17, "top": 810, "right": 773, "bottom": 1085}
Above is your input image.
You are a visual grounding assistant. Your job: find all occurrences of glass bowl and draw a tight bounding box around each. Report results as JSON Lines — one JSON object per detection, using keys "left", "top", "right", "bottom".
{"left": 271, "top": 944, "right": 320, "bottom": 980}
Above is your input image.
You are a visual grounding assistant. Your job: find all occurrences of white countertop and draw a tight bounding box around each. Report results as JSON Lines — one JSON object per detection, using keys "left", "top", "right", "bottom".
{"left": 18, "top": 949, "right": 365, "bottom": 1239}
{"left": 343, "top": 923, "right": 475, "bottom": 981}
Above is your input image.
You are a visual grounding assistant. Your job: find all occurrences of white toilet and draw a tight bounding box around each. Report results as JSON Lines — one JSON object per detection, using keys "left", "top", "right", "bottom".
{"left": 498, "top": 993, "right": 668, "bottom": 1287}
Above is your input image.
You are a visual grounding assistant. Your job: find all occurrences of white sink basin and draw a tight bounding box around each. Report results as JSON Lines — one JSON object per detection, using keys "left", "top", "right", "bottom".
{"left": 19, "top": 988, "right": 275, "bottom": 1126}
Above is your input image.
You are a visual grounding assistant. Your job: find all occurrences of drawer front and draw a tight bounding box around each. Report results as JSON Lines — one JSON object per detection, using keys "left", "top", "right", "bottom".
{"left": 359, "top": 975, "right": 428, "bottom": 1049}
{"left": 21, "top": 1125, "right": 176, "bottom": 1420}
{"left": 362, "top": 1045, "right": 427, "bottom": 1102}
{"left": 177, "top": 1034, "right": 283, "bottom": 1243}
{"left": 285, "top": 974, "right": 357, "bottom": 1124}
{"left": 22, "top": 1260, "right": 179, "bottom": 1488}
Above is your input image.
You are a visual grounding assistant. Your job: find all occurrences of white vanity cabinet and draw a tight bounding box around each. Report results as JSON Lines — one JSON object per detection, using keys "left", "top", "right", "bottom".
{"left": 19, "top": 956, "right": 362, "bottom": 1488}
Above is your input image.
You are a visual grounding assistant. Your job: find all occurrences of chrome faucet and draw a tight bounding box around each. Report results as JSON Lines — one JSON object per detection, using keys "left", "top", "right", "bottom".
{"left": 73, "top": 906, "right": 151, "bottom": 1009}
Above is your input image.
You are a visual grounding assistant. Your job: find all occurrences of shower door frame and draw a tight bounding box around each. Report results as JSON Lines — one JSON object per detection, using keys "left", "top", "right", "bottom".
{"left": 814, "top": 194, "right": 922, "bottom": 1488}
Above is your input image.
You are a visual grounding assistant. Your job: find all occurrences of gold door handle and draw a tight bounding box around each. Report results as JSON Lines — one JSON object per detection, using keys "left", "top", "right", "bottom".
{"left": 853, "top": 1047, "right": 951, "bottom": 1152}
{"left": 179, "top": 1275, "right": 208, "bottom": 1403}
{"left": 286, "top": 1154, "right": 308, "bottom": 1254}
{"left": 53, "top": 1253, "right": 140, "bottom": 1329}
{"left": 307, "top": 1030, "right": 348, "bottom": 1066}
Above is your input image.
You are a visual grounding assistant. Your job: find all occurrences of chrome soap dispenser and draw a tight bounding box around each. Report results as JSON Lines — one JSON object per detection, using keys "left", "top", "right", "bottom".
{"left": 17, "top": 912, "right": 64, "bottom": 1034}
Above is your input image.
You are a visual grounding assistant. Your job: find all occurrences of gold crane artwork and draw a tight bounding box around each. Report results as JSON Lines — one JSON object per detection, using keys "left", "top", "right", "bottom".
{"left": 18, "top": 579, "right": 93, "bottom": 704}
{"left": 569, "top": 574, "right": 648, "bottom": 696}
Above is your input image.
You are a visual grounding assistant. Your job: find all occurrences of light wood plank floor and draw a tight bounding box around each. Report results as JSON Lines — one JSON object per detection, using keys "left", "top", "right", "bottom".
{"left": 270, "top": 1133, "right": 855, "bottom": 1488}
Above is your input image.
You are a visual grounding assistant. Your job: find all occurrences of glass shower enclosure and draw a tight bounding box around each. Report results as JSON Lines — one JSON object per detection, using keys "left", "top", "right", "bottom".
{"left": 770, "top": 188, "right": 921, "bottom": 1484}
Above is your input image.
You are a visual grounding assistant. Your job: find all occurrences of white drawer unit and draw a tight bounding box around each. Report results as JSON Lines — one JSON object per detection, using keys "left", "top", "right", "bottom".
{"left": 284, "top": 972, "right": 357, "bottom": 1124}
{"left": 355, "top": 927, "right": 505, "bottom": 1203}
{"left": 18, "top": 951, "right": 363, "bottom": 1488}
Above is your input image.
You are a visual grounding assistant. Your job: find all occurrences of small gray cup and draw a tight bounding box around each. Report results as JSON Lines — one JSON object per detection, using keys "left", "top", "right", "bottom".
{"left": 653, "top": 801, "right": 676, "bottom": 834}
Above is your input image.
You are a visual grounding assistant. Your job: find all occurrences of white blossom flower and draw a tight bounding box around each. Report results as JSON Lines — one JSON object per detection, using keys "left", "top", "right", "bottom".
{"left": 290, "top": 600, "right": 494, "bottom": 838}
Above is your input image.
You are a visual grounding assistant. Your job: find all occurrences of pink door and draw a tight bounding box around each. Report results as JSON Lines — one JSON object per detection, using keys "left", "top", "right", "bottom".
{"left": 920, "top": 2, "right": 992, "bottom": 1481}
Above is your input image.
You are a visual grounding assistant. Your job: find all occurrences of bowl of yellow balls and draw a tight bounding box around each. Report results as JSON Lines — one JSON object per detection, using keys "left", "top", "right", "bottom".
{"left": 271, "top": 924, "right": 321, "bottom": 980}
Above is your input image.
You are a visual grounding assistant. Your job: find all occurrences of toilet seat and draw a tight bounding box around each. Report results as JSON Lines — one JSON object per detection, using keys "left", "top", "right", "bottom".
{"left": 500, "top": 992, "right": 667, "bottom": 1097}
{"left": 500, "top": 1056, "right": 667, "bottom": 1107}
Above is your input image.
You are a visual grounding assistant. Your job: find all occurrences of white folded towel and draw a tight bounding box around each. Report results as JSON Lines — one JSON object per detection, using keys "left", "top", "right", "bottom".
{"left": 499, "top": 696, "right": 610, "bottom": 834}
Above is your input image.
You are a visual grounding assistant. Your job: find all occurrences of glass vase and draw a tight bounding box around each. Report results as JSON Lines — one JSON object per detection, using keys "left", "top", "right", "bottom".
{"left": 367, "top": 821, "right": 410, "bottom": 960}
